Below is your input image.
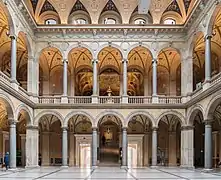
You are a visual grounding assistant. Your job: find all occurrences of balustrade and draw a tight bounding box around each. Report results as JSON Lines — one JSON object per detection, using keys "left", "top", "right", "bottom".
{"left": 128, "top": 96, "right": 152, "bottom": 104}
{"left": 98, "top": 96, "right": 121, "bottom": 104}
{"left": 39, "top": 96, "right": 61, "bottom": 104}
{"left": 158, "top": 96, "right": 182, "bottom": 104}
{"left": 211, "top": 72, "right": 221, "bottom": 86}
{"left": 68, "top": 96, "right": 92, "bottom": 104}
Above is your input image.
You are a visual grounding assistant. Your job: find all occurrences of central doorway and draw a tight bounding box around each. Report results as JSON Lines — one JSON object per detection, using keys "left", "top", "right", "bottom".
{"left": 98, "top": 115, "right": 122, "bottom": 166}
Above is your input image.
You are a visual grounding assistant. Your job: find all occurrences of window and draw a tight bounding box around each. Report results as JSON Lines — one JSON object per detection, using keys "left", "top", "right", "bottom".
{"left": 45, "top": 19, "right": 57, "bottom": 25}
{"left": 104, "top": 18, "right": 116, "bottom": 24}
{"left": 134, "top": 18, "right": 146, "bottom": 25}
{"left": 74, "top": 18, "right": 87, "bottom": 24}
{"left": 164, "top": 19, "right": 176, "bottom": 25}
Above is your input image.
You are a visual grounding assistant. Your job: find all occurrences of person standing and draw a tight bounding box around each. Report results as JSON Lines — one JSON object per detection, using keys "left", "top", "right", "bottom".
{"left": 4, "top": 152, "right": 9, "bottom": 170}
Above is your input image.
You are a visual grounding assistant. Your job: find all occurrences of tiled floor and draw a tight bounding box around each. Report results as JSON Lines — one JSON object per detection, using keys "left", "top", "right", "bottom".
{"left": 0, "top": 167, "right": 220, "bottom": 180}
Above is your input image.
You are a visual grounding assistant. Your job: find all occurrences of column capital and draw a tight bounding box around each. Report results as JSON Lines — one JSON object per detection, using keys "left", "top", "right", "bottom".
{"left": 122, "top": 59, "right": 128, "bottom": 63}
{"left": 152, "top": 58, "right": 158, "bottom": 64}
{"left": 152, "top": 127, "right": 158, "bottom": 131}
{"left": 62, "top": 59, "right": 68, "bottom": 63}
{"left": 181, "top": 126, "right": 194, "bottom": 131}
{"left": 8, "top": 119, "right": 17, "bottom": 125}
{"left": 92, "top": 127, "right": 98, "bottom": 131}
{"left": 9, "top": 34, "right": 17, "bottom": 40}
{"left": 122, "top": 127, "right": 127, "bottom": 131}
{"left": 62, "top": 127, "right": 68, "bottom": 131}
{"left": 92, "top": 59, "right": 98, "bottom": 64}
{"left": 26, "top": 125, "right": 39, "bottom": 130}
{"left": 204, "top": 119, "right": 214, "bottom": 125}
{"left": 205, "top": 34, "right": 212, "bottom": 40}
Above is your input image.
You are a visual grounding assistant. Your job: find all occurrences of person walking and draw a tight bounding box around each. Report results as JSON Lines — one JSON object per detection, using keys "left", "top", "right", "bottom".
{"left": 4, "top": 152, "right": 9, "bottom": 170}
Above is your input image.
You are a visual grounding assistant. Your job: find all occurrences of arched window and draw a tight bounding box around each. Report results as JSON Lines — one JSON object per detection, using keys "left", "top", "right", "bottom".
{"left": 74, "top": 18, "right": 87, "bottom": 24}
{"left": 164, "top": 18, "right": 176, "bottom": 25}
{"left": 104, "top": 18, "right": 116, "bottom": 24}
{"left": 134, "top": 18, "right": 146, "bottom": 25}
{"left": 45, "top": 19, "right": 57, "bottom": 25}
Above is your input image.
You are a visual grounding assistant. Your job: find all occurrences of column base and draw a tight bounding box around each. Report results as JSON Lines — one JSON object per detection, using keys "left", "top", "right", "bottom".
{"left": 203, "top": 81, "right": 211, "bottom": 91}
{"left": 150, "top": 166, "right": 158, "bottom": 168}
{"left": 61, "top": 165, "right": 69, "bottom": 168}
{"left": 61, "top": 96, "right": 68, "bottom": 103}
{"left": 121, "top": 95, "right": 128, "bottom": 103}
{"left": 11, "top": 80, "right": 19, "bottom": 91}
{"left": 120, "top": 166, "right": 128, "bottom": 169}
{"left": 25, "top": 165, "right": 40, "bottom": 169}
{"left": 180, "top": 165, "right": 195, "bottom": 169}
{"left": 202, "top": 168, "right": 213, "bottom": 173}
{"left": 8, "top": 168, "right": 17, "bottom": 172}
{"left": 92, "top": 95, "right": 98, "bottom": 103}
{"left": 152, "top": 96, "right": 159, "bottom": 103}
{"left": 92, "top": 166, "right": 98, "bottom": 169}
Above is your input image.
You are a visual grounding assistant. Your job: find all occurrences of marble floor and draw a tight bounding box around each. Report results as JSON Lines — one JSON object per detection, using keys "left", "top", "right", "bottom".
{"left": 0, "top": 167, "right": 220, "bottom": 180}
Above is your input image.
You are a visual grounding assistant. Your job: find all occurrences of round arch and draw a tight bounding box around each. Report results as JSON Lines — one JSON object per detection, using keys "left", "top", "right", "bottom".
{"left": 188, "top": 31, "right": 205, "bottom": 57}
{"left": 95, "top": 110, "right": 125, "bottom": 127}
{"left": 156, "top": 45, "right": 182, "bottom": 57}
{"left": 34, "top": 110, "right": 64, "bottom": 127}
{"left": 65, "top": 44, "right": 95, "bottom": 60}
{"left": 156, "top": 110, "right": 186, "bottom": 127}
{"left": 0, "top": 92, "right": 15, "bottom": 118}
{"left": 125, "top": 44, "right": 154, "bottom": 59}
{"left": 125, "top": 110, "right": 155, "bottom": 127}
{"left": 205, "top": 93, "right": 221, "bottom": 120}
{"left": 17, "top": 31, "right": 32, "bottom": 57}
{"left": 187, "top": 104, "right": 205, "bottom": 126}
{"left": 95, "top": 43, "right": 125, "bottom": 59}
{"left": 15, "top": 103, "right": 33, "bottom": 125}
{"left": 64, "top": 110, "right": 95, "bottom": 127}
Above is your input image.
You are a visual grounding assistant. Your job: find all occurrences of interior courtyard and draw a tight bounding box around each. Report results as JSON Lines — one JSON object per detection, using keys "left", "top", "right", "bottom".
{"left": 0, "top": 0, "right": 221, "bottom": 179}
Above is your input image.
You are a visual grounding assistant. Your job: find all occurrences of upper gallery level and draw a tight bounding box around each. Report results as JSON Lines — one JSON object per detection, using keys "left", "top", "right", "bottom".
{"left": 0, "top": 0, "right": 221, "bottom": 106}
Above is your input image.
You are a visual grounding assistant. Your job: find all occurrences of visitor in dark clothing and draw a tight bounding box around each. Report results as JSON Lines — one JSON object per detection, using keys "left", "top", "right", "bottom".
{"left": 4, "top": 152, "right": 9, "bottom": 170}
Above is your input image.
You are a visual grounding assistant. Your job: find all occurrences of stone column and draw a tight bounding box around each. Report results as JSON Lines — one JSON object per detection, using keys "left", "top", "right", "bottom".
{"left": 10, "top": 35, "right": 17, "bottom": 84}
{"left": 143, "top": 132, "right": 150, "bottom": 166}
{"left": 204, "top": 120, "right": 213, "bottom": 170}
{"left": 28, "top": 56, "right": 39, "bottom": 96}
{"left": 180, "top": 126, "right": 194, "bottom": 168}
{"left": 9, "top": 119, "right": 16, "bottom": 169}
{"left": 20, "top": 134, "right": 26, "bottom": 167}
{"left": 168, "top": 131, "right": 177, "bottom": 166}
{"left": 92, "top": 128, "right": 97, "bottom": 167}
{"left": 41, "top": 132, "right": 50, "bottom": 166}
{"left": 122, "top": 59, "right": 128, "bottom": 103}
{"left": 152, "top": 59, "right": 158, "bottom": 96}
{"left": 205, "top": 35, "right": 212, "bottom": 82}
{"left": 122, "top": 127, "right": 128, "bottom": 167}
{"left": 26, "top": 126, "right": 39, "bottom": 168}
{"left": 63, "top": 59, "right": 68, "bottom": 96}
{"left": 69, "top": 132, "right": 75, "bottom": 166}
{"left": 62, "top": 127, "right": 68, "bottom": 167}
{"left": 181, "top": 56, "right": 193, "bottom": 96}
{"left": 92, "top": 59, "right": 98, "bottom": 96}
{"left": 151, "top": 127, "right": 158, "bottom": 167}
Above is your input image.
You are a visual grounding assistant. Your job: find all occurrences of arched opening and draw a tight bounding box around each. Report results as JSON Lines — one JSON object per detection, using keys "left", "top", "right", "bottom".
{"left": 38, "top": 115, "right": 62, "bottom": 166}
{"left": 98, "top": 47, "right": 122, "bottom": 96}
{"left": 68, "top": 114, "right": 92, "bottom": 167}
{"left": 127, "top": 114, "right": 152, "bottom": 167}
{"left": 157, "top": 48, "right": 181, "bottom": 96}
{"left": 157, "top": 114, "right": 181, "bottom": 166}
{"left": 68, "top": 47, "right": 93, "bottom": 96}
{"left": 190, "top": 110, "right": 204, "bottom": 168}
{"left": 98, "top": 115, "right": 122, "bottom": 166}
{"left": 16, "top": 109, "right": 31, "bottom": 167}
{"left": 39, "top": 47, "right": 63, "bottom": 96}
{"left": 127, "top": 46, "right": 152, "bottom": 96}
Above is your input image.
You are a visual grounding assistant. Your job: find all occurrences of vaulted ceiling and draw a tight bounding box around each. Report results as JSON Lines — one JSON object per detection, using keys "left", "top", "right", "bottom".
{"left": 24, "top": 0, "right": 199, "bottom": 24}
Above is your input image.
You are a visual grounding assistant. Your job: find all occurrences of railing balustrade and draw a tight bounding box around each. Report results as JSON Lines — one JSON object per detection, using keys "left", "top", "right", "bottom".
{"left": 128, "top": 96, "right": 152, "bottom": 104}
{"left": 98, "top": 96, "right": 121, "bottom": 104}
{"left": 211, "top": 72, "right": 221, "bottom": 86}
{"left": 158, "top": 96, "right": 182, "bottom": 104}
{"left": 68, "top": 96, "right": 92, "bottom": 104}
{"left": 0, "top": 71, "right": 11, "bottom": 86}
{"left": 39, "top": 96, "right": 61, "bottom": 104}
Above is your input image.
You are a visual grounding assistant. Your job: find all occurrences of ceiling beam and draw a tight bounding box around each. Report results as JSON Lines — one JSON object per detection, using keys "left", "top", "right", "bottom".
{"left": 138, "top": 0, "right": 151, "bottom": 14}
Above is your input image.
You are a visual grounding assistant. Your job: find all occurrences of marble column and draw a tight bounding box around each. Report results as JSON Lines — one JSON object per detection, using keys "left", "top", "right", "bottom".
{"left": 152, "top": 59, "right": 158, "bottom": 96}
{"left": 26, "top": 126, "right": 39, "bottom": 168}
{"left": 205, "top": 35, "right": 212, "bottom": 82}
{"left": 92, "top": 59, "right": 98, "bottom": 96}
{"left": 122, "top": 59, "right": 128, "bottom": 96}
{"left": 10, "top": 35, "right": 17, "bottom": 83}
{"left": 28, "top": 56, "right": 39, "bottom": 96}
{"left": 9, "top": 119, "right": 16, "bottom": 169}
{"left": 92, "top": 128, "right": 97, "bottom": 167}
{"left": 41, "top": 132, "right": 50, "bottom": 166}
{"left": 62, "top": 127, "right": 68, "bottom": 167}
{"left": 63, "top": 59, "right": 68, "bottom": 96}
{"left": 69, "top": 132, "right": 75, "bottom": 166}
{"left": 168, "top": 131, "right": 177, "bottom": 166}
{"left": 122, "top": 127, "right": 128, "bottom": 167}
{"left": 180, "top": 126, "right": 194, "bottom": 168}
{"left": 144, "top": 132, "right": 150, "bottom": 166}
{"left": 20, "top": 134, "right": 26, "bottom": 167}
{"left": 204, "top": 120, "right": 213, "bottom": 170}
{"left": 151, "top": 127, "right": 157, "bottom": 167}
